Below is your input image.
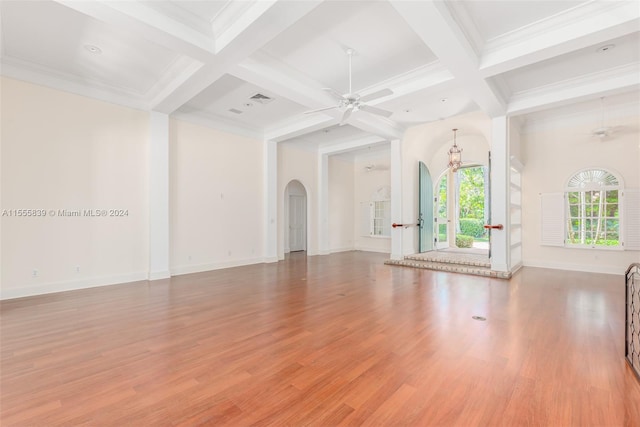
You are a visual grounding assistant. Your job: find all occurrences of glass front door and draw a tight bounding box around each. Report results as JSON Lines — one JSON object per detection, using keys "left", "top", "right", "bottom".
{"left": 435, "top": 175, "right": 449, "bottom": 249}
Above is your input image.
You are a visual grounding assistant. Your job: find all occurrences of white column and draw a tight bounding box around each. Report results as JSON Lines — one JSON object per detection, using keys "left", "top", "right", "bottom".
{"left": 263, "top": 140, "right": 278, "bottom": 262}
{"left": 149, "top": 112, "right": 170, "bottom": 280}
{"left": 390, "top": 138, "right": 403, "bottom": 260}
{"left": 317, "top": 153, "right": 329, "bottom": 255}
{"left": 490, "top": 116, "right": 510, "bottom": 272}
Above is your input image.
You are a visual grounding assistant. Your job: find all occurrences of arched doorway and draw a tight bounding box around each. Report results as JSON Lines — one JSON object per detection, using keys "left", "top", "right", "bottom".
{"left": 435, "top": 163, "right": 489, "bottom": 253}
{"left": 285, "top": 180, "right": 307, "bottom": 253}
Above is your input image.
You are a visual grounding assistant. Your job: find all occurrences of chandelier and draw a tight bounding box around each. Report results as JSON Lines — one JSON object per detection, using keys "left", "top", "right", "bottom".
{"left": 447, "top": 128, "right": 462, "bottom": 172}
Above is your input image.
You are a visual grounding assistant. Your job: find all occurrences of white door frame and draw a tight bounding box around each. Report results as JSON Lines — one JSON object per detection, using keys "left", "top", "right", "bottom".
{"left": 284, "top": 180, "right": 308, "bottom": 254}
{"left": 289, "top": 194, "right": 306, "bottom": 252}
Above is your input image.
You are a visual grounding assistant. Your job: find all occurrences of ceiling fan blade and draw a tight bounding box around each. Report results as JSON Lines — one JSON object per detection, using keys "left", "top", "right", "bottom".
{"left": 322, "top": 88, "right": 345, "bottom": 101}
{"left": 339, "top": 107, "right": 353, "bottom": 125}
{"left": 359, "top": 104, "right": 393, "bottom": 118}
{"left": 304, "top": 105, "right": 338, "bottom": 114}
{"left": 359, "top": 88, "right": 393, "bottom": 103}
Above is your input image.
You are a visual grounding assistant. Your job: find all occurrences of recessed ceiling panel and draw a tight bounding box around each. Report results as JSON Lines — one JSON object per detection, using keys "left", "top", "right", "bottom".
{"left": 1, "top": 0, "right": 182, "bottom": 95}
{"left": 180, "top": 74, "right": 308, "bottom": 129}
{"left": 459, "top": 0, "right": 588, "bottom": 41}
{"left": 502, "top": 33, "right": 640, "bottom": 94}
{"left": 378, "top": 86, "right": 479, "bottom": 125}
{"left": 260, "top": 1, "right": 437, "bottom": 93}
{"left": 167, "top": 0, "right": 229, "bottom": 23}
{"left": 141, "top": 0, "right": 230, "bottom": 35}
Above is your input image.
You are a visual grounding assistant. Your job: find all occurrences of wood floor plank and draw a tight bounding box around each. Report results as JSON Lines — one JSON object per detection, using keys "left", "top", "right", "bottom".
{"left": 2, "top": 251, "right": 640, "bottom": 426}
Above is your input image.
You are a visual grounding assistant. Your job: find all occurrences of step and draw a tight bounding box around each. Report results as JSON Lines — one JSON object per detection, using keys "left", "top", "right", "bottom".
{"left": 404, "top": 251, "right": 491, "bottom": 268}
{"left": 385, "top": 259, "right": 511, "bottom": 279}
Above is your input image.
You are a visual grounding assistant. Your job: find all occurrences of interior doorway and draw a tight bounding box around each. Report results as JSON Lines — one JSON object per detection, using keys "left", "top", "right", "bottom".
{"left": 435, "top": 164, "right": 489, "bottom": 253}
{"left": 285, "top": 180, "right": 307, "bottom": 253}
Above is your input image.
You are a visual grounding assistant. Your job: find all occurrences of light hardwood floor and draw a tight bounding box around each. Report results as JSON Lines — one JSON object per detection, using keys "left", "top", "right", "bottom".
{"left": 1, "top": 251, "right": 639, "bottom": 426}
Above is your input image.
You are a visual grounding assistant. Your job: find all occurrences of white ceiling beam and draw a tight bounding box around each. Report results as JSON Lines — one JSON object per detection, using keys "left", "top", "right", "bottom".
{"left": 507, "top": 63, "right": 640, "bottom": 116}
{"left": 214, "top": 1, "right": 277, "bottom": 53}
{"left": 360, "top": 62, "right": 455, "bottom": 103}
{"left": 480, "top": 1, "right": 640, "bottom": 77}
{"left": 152, "top": 0, "right": 323, "bottom": 114}
{"left": 319, "top": 135, "right": 388, "bottom": 156}
{"left": 55, "top": 0, "right": 324, "bottom": 114}
{"left": 265, "top": 114, "right": 337, "bottom": 142}
{"left": 390, "top": 0, "right": 506, "bottom": 117}
{"left": 231, "top": 53, "right": 405, "bottom": 140}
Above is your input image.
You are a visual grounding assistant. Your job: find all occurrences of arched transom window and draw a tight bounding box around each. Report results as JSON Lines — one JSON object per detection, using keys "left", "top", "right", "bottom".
{"left": 565, "top": 168, "right": 622, "bottom": 247}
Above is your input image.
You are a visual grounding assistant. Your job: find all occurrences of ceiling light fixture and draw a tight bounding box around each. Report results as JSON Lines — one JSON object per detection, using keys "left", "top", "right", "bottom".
{"left": 83, "top": 44, "right": 102, "bottom": 54}
{"left": 447, "top": 128, "right": 462, "bottom": 172}
{"left": 440, "top": 98, "right": 448, "bottom": 103}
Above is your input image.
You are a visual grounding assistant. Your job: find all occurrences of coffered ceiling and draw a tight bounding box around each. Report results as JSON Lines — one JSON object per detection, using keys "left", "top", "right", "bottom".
{"left": 1, "top": 0, "right": 638, "bottom": 148}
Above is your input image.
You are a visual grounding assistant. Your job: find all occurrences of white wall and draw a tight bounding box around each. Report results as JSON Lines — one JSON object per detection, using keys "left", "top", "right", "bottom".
{"left": 521, "top": 113, "right": 640, "bottom": 274}
{"left": 169, "top": 119, "right": 263, "bottom": 274}
{"left": 278, "top": 143, "right": 318, "bottom": 258}
{"left": 328, "top": 155, "right": 355, "bottom": 253}
{"left": 354, "top": 152, "right": 392, "bottom": 253}
{"left": 1, "top": 77, "right": 149, "bottom": 299}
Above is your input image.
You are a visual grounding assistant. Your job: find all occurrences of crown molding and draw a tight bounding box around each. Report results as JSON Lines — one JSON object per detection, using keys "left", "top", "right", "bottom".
{"left": 508, "top": 62, "right": 640, "bottom": 116}
{"left": 1, "top": 56, "right": 150, "bottom": 110}
{"left": 445, "top": 0, "right": 484, "bottom": 56}
{"left": 480, "top": 1, "right": 639, "bottom": 77}
{"left": 171, "top": 109, "right": 263, "bottom": 140}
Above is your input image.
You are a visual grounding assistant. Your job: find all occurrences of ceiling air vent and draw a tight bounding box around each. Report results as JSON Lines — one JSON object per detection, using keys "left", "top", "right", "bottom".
{"left": 228, "top": 108, "right": 243, "bottom": 114}
{"left": 250, "top": 93, "right": 274, "bottom": 104}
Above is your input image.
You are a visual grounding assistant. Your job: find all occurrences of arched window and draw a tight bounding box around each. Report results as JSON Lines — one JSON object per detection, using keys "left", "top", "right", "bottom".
{"left": 565, "top": 168, "right": 622, "bottom": 247}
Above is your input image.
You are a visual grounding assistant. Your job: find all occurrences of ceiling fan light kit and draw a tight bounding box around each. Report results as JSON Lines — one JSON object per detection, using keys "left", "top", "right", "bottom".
{"left": 304, "top": 48, "right": 394, "bottom": 125}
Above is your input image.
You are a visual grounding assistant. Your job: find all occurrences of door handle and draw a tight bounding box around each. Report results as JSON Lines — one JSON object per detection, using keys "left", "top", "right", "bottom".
{"left": 484, "top": 224, "right": 504, "bottom": 230}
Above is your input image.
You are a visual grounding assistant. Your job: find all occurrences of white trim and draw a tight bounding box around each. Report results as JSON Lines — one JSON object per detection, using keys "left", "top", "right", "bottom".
{"left": 171, "top": 257, "right": 265, "bottom": 276}
{"left": 149, "top": 271, "right": 171, "bottom": 280}
{"left": 330, "top": 247, "right": 356, "bottom": 254}
{"left": 1, "top": 58, "right": 150, "bottom": 111}
{"left": 507, "top": 63, "right": 640, "bottom": 116}
{"left": 0, "top": 272, "right": 149, "bottom": 300}
{"left": 170, "top": 110, "right": 262, "bottom": 140}
{"left": 510, "top": 263, "right": 523, "bottom": 275}
{"left": 354, "top": 246, "right": 391, "bottom": 254}
{"left": 564, "top": 167, "right": 623, "bottom": 190}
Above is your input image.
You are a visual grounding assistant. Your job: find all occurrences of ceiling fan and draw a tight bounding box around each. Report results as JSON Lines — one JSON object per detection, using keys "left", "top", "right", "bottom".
{"left": 305, "top": 48, "right": 394, "bottom": 125}
{"left": 589, "top": 97, "right": 627, "bottom": 140}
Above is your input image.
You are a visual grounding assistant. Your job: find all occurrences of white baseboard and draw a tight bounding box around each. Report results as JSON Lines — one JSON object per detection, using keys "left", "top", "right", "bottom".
{"left": 149, "top": 270, "right": 171, "bottom": 281}
{"left": 355, "top": 245, "right": 391, "bottom": 254}
{"left": 263, "top": 256, "right": 279, "bottom": 263}
{"left": 491, "top": 262, "right": 509, "bottom": 272}
{"left": 330, "top": 246, "right": 355, "bottom": 254}
{"left": 522, "top": 260, "right": 624, "bottom": 275}
{"left": 0, "top": 271, "right": 149, "bottom": 300}
{"left": 171, "top": 256, "right": 265, "bottom": 276}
